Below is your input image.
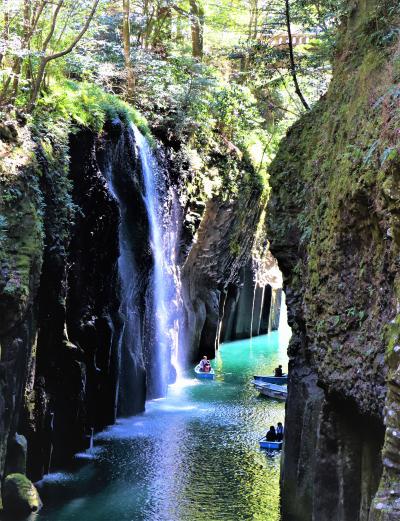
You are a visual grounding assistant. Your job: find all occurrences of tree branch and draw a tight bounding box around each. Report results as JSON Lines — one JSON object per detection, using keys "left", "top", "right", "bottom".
{"left": 42, "top": 0, "right": 64, "bottom": 52}
{"left": 30, "top": 0, "right": 47, "bottom": 40}
{"left": 285, "top": 0, "right": 309, "bottom": 110}
{"left": 44, "top": 0, "right": 100, "bottom": 61}
{"left": 26, "top": 0, "right": 100, "bottom": 111}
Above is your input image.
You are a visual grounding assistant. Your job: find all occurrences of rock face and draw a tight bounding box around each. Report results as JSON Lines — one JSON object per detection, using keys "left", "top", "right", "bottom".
{"left": 0, "top": 108, "right": 278, "bottom": 520}
{"left": 267, "top": 1, "right": 400, "bottom": 519}
{"left": 0, "top": 112, "right": 268, "bottom": 501}
{"left": 5, "top": 434, "right": 27, "bottom": 476}
{"left": 0, "top": 119, "right": 153, "bottom": 489}
{"left": 181, "top": 189, "right": 263, "bottom": 363}
{"left": 220, "top": 264, "right": 282, "bottom": 342}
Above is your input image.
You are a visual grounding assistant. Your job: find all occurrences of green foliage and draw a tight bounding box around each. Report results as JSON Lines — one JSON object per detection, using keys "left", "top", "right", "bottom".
{"left": 267, "top": 0, "right": 400, "bottom": 399}
{"left": 0, "top": 0, "right": 365, "bottom": 219}
{"left": 33, "top": 81, "right": 151, "bottom": 138}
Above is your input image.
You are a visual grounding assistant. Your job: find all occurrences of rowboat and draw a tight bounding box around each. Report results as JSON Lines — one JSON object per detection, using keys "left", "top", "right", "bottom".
{"left": 253, "top": 374, "right": 288, "bottom": 385}
{"left": 252, "top": 381, "right": 287, "bottom": 400}
{"left": 259, "top": 438, "right": 283, "bottom": 450}
{"left": 194, "top": 364, "right": 215, "bottom": 379}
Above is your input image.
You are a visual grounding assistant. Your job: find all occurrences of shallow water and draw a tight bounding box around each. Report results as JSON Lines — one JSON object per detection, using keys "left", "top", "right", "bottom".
{"left": 35, "top": 332, "right": 288, "bottom": 521}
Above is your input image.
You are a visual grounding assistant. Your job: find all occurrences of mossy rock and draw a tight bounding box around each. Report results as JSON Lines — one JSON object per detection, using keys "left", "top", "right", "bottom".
{"left": 2, "top": 473, "right": 42, "bottom": 518}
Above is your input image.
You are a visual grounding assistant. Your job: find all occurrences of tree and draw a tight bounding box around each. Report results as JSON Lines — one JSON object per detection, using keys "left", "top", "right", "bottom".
{"left": 189, "top": 0, "right": 204, "bottom": 59}
{"left": 284, "top": 0, "right": 309, "bottom": 110}
{"left": 26, "top": 0, "right": 100, "bottom": 111}
{"left": 0, "top": 0, "right": 47, "bottom": 103}
{"left": 123, "top": 0, "right": 135, "bottom": 101}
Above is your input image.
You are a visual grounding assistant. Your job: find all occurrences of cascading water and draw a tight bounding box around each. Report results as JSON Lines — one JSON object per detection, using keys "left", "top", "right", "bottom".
{"left": 102, "top": 123, "right": 183, "bottom": 408}
{"left": 132, "top": 124, "right": 183, "bottom": 396}
{"left": 278, "top": 291, "right": 292, "bottom": 339}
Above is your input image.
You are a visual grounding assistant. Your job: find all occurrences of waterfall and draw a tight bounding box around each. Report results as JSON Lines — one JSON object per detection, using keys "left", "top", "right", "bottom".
{"left": 132, "top": 125, "right": 182, "bottom": 395}
{"left": 249, "top": 282, "right": 257, "bottom": 340}
{"left": 278, "top": 291, "right": 292, "bottom": 339}
{"left": 102, "top": 123, "right": 183, "bottom": 410}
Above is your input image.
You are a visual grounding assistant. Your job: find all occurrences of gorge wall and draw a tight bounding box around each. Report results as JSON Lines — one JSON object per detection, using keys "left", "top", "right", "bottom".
{"left": 220, "top": 252, "right": 283, "bottom": 343}
{"left": 0, "top": 118, "right": 157, "bottom": 502}
{"left": 267, "top": 1, "right": 400, "bottom": 519}
{"left": 169, "top": 137, "right": 277, "bottom": 363}
{"left": 181, "top": 193, "right": 263, "bottom": 363}
{"left": 0, "top": 107, "right": 273, "bottom": 511}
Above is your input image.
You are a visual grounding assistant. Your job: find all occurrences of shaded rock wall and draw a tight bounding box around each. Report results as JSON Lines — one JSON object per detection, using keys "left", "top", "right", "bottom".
{"left": 182, "top": 188, "right": 262, "bottom": 363}
{"left": 146, "top": 130, "right": 270, "bottom": 364}
{"left": 1, "top": 127, "right": 47, "bottom": 491}
{"left": 220, "top": 265, "right": 282, "bottom": 342}
{"left": 267, "top": 1, "right": 400, "bottom": 519}
{"left": 0, "top": 119, "right": 152, "bottom": 488}
{"left": 0, "top": 113, "right": 267, "bottom": 500}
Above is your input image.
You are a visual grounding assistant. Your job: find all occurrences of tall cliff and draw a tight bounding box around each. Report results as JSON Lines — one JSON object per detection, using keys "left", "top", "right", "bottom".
{"left": 0, "top": 116, "right": 156, "bottom": 496}
{"left": 181, "top": 189, "right": 262, "bottom": 363}
{"left": 182, "top": 146, "right": 279, "bottom": 363}
{"left": 0, "top": 101, "right": 270, "bottom": 510}
{"left": 267, "top": 1, "right": 400, "bottom": 519}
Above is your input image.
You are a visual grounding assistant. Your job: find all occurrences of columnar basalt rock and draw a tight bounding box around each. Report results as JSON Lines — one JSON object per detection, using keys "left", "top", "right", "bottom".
{"left": 0, "top": 114, "right": 266, "bottom": 504}
{"left": 0, "top": 119, "right": 152, "bottom": 491}
{"left": 267, "top": 1, "right": 400, "bottom": 519}
{"left": 182, "top": 190, "right": 262, "bottom": 363}
{"left": 220, "top": 264, "right": 281, "bottom": 342}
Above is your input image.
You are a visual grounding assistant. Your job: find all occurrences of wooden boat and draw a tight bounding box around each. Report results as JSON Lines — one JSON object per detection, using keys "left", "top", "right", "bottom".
{"left": 259, "top": 438, "right": 283, "bottom": 450}
{"left": 252, "top": 381, "right": 287, "bottom": 400}
{"left": 253, "top": 374, "right": 288, "bottom": 385}
{"left": 194, "top": 364, "right": 215, "bottom": 379}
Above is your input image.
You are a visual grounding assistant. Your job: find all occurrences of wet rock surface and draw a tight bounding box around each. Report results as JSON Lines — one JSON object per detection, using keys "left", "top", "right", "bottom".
{"left": 5, "top": 434, "right": 27, "bottom": 476}
{"left": 0, "top": 120, "right": 151, "bottom": 492}
{"left": 182, "top": 191, "right": 262, "bottom": 362}
{"left": 0, "top": 114, "right": 267, "bottom": 509}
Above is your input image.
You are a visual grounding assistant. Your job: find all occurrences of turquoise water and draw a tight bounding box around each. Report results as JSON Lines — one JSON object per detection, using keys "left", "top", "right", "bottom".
{"left": 35, "top": 332, "right": 288, "bottom": 521}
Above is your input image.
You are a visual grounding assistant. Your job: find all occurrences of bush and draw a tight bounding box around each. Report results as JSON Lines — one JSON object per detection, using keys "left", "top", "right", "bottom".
{"left": 34, "top": 80, "right": 152, "bottom": 139}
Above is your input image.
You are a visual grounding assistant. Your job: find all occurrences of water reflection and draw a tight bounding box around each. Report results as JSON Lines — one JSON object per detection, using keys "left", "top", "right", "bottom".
{"left": 36, "top": 332, "right": 288, "bottom": 521}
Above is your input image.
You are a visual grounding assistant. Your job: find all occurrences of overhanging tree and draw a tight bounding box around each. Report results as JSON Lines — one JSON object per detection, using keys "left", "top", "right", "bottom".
{"left": 27, "top": 0, "right": 100, "bottom": 111}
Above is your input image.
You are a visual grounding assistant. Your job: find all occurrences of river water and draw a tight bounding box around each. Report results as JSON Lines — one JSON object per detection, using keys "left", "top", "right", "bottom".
{"left": 35, "top": 332, "right": 288, "bottom": 521}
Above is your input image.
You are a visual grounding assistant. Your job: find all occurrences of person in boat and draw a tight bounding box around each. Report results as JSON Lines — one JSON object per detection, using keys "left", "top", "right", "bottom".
{"left": 199, "top": 356, "right": 211, "bottom": 373}
{"left": 266, "top": 426, "right": 277, "bottom": 441}
{"left": 276, "top": 422, "right": 284, "bottom": 441}
{"left": 274, "top": 365, "right": 283, "bottom": 377}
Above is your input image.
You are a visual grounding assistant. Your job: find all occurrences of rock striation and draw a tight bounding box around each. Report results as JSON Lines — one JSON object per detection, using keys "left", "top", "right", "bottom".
{"left": 267, "top": 1, "right": 400, "bottom": 519}
{"left": 0, "top": 118, "right": 153, "bottom": 492}
{"left": 181, "top": 188, "right": 263, "bottom": 362}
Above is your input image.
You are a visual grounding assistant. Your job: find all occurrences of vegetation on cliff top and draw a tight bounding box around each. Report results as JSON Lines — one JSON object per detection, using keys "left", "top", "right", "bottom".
{"left": 0, "top": 0, "right": 363, "bottom": 304}
{"left": 0, "top": 0, "right": 346, "bottom": 192}
{"left": 0, "top": 0, "right": 354, "bottom": 313}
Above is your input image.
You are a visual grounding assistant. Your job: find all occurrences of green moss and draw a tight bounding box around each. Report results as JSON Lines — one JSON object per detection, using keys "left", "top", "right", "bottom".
{"left": 229, "top": 240, "right": 241, "bottom": 257}
{"left": 267, "top": 3, "right": 400, "bottom": 456}
{"left": 0, "top": 155, "right": 44, "bottom": 303}
{"left": 2, "top": 473, "right": 41, "bottom": 516}
{"left": 385, "top": 314, "right": 400, "bottom": 357}
{"left": 270, "top": 29, "right": 400, "bottom": 278}
{"left": 2, "top": 82, "right": 153, "bottom": 308}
